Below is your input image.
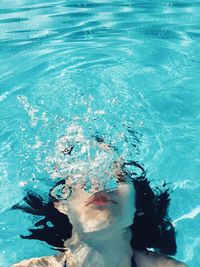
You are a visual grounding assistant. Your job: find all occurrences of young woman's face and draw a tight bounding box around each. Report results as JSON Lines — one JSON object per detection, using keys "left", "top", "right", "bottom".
{"left": 54, "top": 181, "right": 136, "bottom": 234}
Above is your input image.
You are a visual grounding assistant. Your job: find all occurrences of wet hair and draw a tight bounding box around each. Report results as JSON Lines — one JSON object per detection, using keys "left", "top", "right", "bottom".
{"left": 11, "top": 183, "right": 72, "bottom": 250}
{"left": 11, "top": 161, "right": 176, "bottom": 256}
{"left": 131, "top": 176, "right": 176, "bottom": 255}
{"left": 122, "top": 161, "right": 177, "bottom": 255}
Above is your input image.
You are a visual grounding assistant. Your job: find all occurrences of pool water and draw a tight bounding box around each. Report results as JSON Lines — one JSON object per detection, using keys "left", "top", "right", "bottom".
{"left": 0, "top": 0, "right": 200, "bottom": 266}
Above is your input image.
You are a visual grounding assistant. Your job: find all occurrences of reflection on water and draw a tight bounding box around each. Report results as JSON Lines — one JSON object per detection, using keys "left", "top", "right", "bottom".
{"left": 0, "top": 0, "right": 200, "bottom": 266}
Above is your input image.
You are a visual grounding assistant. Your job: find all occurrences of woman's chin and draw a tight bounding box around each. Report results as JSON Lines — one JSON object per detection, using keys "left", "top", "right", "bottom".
{"left": 74, "top": 208, "right": 117, "bottom": 233}
{"left": 79, "top": 211, "right": 133, "bottom": 234}
{"left": 82, "top": 217, "right": 116, "bottom": 233}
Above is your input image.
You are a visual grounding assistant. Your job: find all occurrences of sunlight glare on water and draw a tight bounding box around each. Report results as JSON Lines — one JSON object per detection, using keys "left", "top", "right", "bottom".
{"left": 0, "top": 0, "right": 200, "bottom": 266}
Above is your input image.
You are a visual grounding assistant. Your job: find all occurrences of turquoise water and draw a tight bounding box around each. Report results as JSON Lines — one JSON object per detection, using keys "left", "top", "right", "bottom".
{"left": 0, "top": 0, "right": 200, "bottom": 266}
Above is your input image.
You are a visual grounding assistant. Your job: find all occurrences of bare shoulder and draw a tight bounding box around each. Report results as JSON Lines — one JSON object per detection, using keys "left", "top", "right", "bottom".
{"left": 10, "top": 253, "right": 67, "bottom": 267}
{"left": 134, "top": 250, "right": 188, "bottom": 267}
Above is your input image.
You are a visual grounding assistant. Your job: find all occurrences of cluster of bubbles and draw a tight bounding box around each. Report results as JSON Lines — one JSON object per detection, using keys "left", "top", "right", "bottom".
{"left": 44, "top": 125, "right": 121, "bottom": 194}
{"left": 16, "top": 94, "right": 146, "bottom": 195}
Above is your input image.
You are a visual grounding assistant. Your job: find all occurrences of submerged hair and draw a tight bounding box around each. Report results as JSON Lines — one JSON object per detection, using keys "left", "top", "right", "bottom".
{"left": 11, "top": 182, "right": 72, "bottom": 250}
{"left": 11, "top": 162, "right": 176, "bottom": 256}
{"left": 131, "top": 176, "right": 176, "bottom": 255}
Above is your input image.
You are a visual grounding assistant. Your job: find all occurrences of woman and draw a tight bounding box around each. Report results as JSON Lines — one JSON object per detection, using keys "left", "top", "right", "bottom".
{"left": 12, "top": 162, "right": 185, "bottom": 267}
{"left": 11, "top": 158, "right": 187, "bottom": 267}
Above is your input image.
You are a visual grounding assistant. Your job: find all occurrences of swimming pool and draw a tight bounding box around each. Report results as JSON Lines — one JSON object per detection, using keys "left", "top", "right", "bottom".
{"left": 0, "top": 0, "right": 200, "bottom": 266}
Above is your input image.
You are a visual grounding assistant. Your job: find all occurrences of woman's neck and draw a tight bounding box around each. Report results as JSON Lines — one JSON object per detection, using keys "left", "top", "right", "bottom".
{"left": 65, "top": 227, "right": 133, "bottom": 267}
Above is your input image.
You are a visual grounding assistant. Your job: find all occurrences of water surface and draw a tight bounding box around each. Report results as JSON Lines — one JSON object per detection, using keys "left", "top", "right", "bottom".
{"left": 0, "top": 0, "right": 200, "bottom": 266}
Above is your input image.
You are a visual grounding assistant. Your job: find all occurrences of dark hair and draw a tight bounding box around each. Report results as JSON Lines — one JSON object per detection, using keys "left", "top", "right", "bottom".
{"left": 11, "top": 185, "right": 72, "bottom": 251}
{"left": 131, "top": 176, "right": 176, "bottom": 255}
{"left": 11, "top": 161, "right": 176, "bottom": 256}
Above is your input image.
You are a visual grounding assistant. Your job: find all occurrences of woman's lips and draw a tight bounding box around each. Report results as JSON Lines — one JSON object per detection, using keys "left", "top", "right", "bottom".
{"left": 85, "top": 192, "right": 118, "bottom": 206}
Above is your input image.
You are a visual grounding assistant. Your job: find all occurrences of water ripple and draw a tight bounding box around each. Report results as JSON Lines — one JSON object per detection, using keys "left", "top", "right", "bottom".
{"left": 1, "top": 1, "right": 200, "bottom": 266}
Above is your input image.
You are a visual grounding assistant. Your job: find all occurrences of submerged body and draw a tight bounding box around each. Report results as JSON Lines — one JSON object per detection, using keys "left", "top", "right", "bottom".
{"left": 11, "top": 139, "right": 187, "bottom": 267}
{"left": 11, "top": 181, "right": 187, "bottom": 267}
{"left": 11, "top": 239, "right": 186, "bottom": 267}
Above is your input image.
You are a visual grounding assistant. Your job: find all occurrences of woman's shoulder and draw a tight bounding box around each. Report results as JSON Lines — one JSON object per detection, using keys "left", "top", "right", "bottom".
{"left": 10, "top": 252, "right": 72, "bottom": 267}
{"left": 134, "top": 250, "right": 188, "bottom": 267}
